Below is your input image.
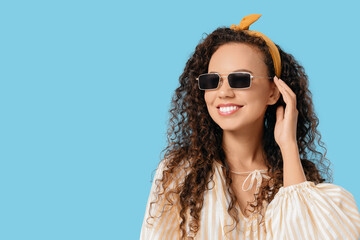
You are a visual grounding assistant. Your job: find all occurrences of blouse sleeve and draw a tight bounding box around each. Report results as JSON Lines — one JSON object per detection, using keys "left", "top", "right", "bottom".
{"left": 264, "top": 181, "right": 360, "bottom": 240}
{"left": 140, "top": 159, "right": 181, "bottom": 240}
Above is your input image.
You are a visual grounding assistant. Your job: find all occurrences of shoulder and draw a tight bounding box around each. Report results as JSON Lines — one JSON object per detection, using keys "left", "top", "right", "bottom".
{"left": 154, "top": 157, "right": 191, "bottom": 187}
{"left": 313, "top": 181, "right": 357, "bottom": 202}
{"left": 275, "top": 181, "right": 356, "bottom": 202}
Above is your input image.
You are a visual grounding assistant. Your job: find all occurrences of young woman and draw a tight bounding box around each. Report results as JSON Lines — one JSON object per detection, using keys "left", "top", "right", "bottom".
{"left": 140, "top": 14, "right": 360, "bottom": 240}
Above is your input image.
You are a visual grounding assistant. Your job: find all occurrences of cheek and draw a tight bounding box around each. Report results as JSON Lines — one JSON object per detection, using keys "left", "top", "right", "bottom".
{"left": 204, "top": 92, "right": 215, "bottom": 107}
{"left": 246, "top": 92, "right": 269, "bottom": 113}
{"left": 247, "top": 83, "right": 272, "bottom": 104}
{"left": 204, "top": 93, "right": 218, "bottom": 117}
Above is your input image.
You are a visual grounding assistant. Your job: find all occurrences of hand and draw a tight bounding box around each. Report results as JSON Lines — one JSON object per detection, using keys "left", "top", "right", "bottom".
{"left": 273, "top": 76, "right": 299, "bottom": 149}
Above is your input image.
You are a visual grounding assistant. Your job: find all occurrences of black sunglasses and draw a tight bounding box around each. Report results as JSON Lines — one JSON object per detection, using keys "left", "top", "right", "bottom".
{"left": 195, "top": 71, "right": 273, "bottom": 90}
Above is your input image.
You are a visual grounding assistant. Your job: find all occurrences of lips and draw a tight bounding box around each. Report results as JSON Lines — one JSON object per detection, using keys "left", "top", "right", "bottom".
{"left": 217, "top": 103, "right": 243, "bottom": 108}
{"left": 217, "top": 105, "right": 243, "bottom": 116}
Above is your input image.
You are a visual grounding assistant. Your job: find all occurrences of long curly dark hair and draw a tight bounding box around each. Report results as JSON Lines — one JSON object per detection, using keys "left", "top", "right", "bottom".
{"left": 145, "top": 27, "right": 333, "bottom": 239}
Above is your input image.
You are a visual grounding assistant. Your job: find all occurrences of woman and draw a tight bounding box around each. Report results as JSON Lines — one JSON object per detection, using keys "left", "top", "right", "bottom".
{"left": 140, "top": 14, "right": 360, "bottom": 239}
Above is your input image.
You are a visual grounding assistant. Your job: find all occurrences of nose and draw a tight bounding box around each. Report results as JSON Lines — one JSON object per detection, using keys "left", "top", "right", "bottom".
{"left": 218, "top": 75, "right": 235, "bottom": 97}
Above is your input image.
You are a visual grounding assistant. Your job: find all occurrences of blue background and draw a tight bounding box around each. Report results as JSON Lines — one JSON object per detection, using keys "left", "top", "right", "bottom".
{"left": 1, "top": 0, "right": 359, "bottom": 239}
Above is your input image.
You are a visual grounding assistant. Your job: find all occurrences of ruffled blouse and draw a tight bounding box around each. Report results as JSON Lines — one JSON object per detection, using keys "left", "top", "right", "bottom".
{"left": 140, "top": 160, "right": 360, "bottom": 239}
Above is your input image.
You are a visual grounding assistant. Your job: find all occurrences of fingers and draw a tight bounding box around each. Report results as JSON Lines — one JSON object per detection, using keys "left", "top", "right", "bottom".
{"left": 276, "top": 105, "right": 284, "bottom": 121}
{"left": 277, "top": 77, "right": 296, "bottom": 99}
{"left": 274, "top": 76, "right": 289, "bottom": 103}
{"left": 273, "top": 76, "right": 297, "bottom": 110}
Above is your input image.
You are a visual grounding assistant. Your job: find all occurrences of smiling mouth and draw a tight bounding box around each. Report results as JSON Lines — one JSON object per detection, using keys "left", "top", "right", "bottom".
{"left": 217, "top": 106, "right": 243, "bottom": 116}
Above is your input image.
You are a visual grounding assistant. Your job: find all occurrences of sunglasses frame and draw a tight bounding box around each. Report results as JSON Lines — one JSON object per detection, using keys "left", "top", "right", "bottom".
{"left": 195, "top": 71, "right": 273, "bottom": 90}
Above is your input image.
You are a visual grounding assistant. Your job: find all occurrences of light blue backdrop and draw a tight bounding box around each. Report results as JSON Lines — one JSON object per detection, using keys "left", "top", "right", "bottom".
{"left": 1, "top": 0, "right": 359, "bottom": 239}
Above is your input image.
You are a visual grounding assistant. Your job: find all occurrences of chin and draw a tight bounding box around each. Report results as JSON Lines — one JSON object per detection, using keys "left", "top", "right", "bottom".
{"left": 216, "top": 121, "right": 244, "bottom": 131}
{"left": 221, "top": 126, "right": 243, "bottom": 132}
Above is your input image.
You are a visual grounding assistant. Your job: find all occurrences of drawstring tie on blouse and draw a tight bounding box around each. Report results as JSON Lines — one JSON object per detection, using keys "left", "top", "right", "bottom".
{"left": 220, "top": 164, "right": 270, "bottom": 195}
{"left": 241, "top": 169, "right": 270, "bottom": 195}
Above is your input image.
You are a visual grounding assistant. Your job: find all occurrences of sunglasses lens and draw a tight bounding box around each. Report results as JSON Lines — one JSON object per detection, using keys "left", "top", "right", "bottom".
{"left": 228, "top": 72, "right": 251, "bottom": 88}
{"left": 198, "top": 74, "right": 219, "bottom": 90}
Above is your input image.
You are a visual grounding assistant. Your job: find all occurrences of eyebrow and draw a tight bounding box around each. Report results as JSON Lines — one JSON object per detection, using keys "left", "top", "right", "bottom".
{"left": 209, "top": 68, "right": 253, "bottom": 74}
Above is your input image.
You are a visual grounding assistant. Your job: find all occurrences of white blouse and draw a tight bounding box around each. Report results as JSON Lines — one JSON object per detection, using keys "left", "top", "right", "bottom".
{"left": 140, "top": 159, "right": 360, "bottom": 239}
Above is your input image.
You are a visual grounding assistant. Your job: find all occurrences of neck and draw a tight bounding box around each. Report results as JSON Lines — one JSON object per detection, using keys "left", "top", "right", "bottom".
{"left": 222, "top": 118, "right": 267, "bottom": 172}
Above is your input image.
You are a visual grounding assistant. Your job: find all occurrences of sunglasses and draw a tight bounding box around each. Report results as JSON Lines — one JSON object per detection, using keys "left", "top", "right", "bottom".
{"left": 195, "top": 71, "right": 273, "bottom": 90}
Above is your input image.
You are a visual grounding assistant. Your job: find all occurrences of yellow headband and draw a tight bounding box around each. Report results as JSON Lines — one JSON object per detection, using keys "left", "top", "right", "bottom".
{"left": 230, "top": 14, "right": 281, "bottom": 78}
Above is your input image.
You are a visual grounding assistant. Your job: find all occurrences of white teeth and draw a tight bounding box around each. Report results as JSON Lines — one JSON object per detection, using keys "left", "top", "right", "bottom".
{"left": 219, "top": 106, "right": 240, "bottom": 112}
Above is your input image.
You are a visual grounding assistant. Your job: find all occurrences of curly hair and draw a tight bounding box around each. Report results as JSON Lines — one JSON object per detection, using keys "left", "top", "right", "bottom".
{"left": 145, "top": 26, "right": 333, "bottom": 239}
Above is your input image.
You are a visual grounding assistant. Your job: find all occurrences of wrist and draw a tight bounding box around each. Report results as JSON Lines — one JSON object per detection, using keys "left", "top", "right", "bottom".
{"left": 280, "top": 141, "right": 300, "bottom": 164}
{"left": 279, "top": 141, "right": 298, "bottom": 151}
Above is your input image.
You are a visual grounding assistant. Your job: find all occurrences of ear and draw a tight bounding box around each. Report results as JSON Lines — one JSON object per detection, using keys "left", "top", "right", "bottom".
{"left": 267, "top": 81, "right": 280, "bottom": 105}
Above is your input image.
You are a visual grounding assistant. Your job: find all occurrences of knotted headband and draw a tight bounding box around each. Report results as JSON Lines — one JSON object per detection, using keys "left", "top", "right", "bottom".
{"left": 230, "top": 14, "right": 281, "bottom": 78}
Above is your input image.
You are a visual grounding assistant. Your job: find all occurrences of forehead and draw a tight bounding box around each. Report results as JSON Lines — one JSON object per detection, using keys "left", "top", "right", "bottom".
{"left": 208, "top": 43, "right": 266, "bottom": 73}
